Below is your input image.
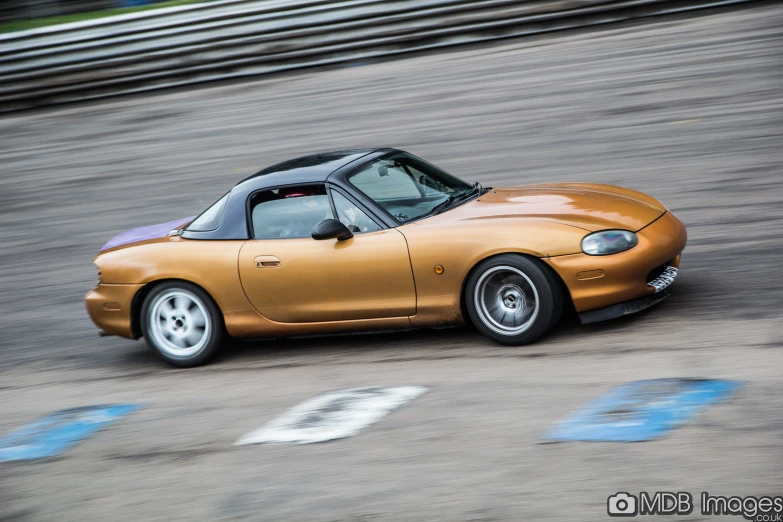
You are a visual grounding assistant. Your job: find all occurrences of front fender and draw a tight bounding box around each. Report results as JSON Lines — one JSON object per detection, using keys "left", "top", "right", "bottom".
{"left": 400, "top": 218, "right": 586, "bottom": 326}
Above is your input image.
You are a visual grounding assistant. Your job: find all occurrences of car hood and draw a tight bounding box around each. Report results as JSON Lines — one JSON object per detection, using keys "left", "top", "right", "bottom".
{"left": 100, "top": 216, "right": 194, "bottom": 252}
{"left": 440, "top": 183, "right": 666, "bottom": 232}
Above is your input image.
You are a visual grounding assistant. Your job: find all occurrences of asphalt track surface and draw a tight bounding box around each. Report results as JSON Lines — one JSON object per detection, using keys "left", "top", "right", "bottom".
{"left": 1, "top": 5, "right": 782, "bottom": 521}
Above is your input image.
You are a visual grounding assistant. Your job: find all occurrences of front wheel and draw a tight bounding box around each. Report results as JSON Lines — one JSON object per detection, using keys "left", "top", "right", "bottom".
{"left": 140, "top": 282, "right": 225, "bottom": 367}
{"left": 465, "top": 255, "right": 562, "bottom": 346}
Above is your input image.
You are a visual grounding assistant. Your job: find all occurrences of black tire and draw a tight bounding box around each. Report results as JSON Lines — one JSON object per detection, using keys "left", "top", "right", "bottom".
{"left": 140, "top": 281, "right": 225, "bottom": 367}
{"left": 465, "top": 254, "right": 563, "bottom": 346}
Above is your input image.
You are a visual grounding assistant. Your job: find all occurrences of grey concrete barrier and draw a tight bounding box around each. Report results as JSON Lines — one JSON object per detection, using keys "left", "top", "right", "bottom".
{"left": 0, "top": 0, "right": 756, "bottom": 113}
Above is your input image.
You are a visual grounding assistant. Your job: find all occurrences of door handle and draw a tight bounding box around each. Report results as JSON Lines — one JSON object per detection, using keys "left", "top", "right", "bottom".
{"left": 254, "top": 255, "right": 281, "bottom": 268}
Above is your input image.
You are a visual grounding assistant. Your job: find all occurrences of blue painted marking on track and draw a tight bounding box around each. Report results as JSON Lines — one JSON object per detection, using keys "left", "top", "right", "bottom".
{"left": 544, "top": 379, "right": 741, "bottom": 442}
{"left": 0, "top": 404, "right": 141, "bottom": 461}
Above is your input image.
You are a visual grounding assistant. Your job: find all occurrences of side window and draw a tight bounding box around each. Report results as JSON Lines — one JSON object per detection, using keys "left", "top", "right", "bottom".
{"left": 186, "top": 192, "right": 229, "bottom": 231}
{"left": 331, "top": 190, "right": 381, "bottom": 233}
{"left": 349, "top": 160, "right": 422, "bottom": 200}
{"left": 250, "top": 184, "right": 334, "bottom": 239}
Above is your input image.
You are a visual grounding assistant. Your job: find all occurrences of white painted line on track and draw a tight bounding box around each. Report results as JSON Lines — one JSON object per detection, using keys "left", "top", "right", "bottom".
{"left": 236, "top": 386, "right": 428, "bottom": 445}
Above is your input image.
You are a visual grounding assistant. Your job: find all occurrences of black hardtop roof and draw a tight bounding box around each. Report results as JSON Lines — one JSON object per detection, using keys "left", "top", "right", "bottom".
{"left": 182, "top": 148, "right": 404, "bottom": 241}
{"left": 236, "top": 148, "right": 393, "bottom": 188}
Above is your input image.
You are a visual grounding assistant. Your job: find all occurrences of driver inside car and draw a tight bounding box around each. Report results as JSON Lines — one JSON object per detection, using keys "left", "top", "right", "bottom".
{"left": 278, "top": 191, "right": 332, "bottom": 238}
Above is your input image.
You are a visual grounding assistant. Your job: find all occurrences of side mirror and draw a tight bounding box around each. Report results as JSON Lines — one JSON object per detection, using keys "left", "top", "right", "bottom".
{"left": 312, "top": 219, "right": 353, "bottom": 241}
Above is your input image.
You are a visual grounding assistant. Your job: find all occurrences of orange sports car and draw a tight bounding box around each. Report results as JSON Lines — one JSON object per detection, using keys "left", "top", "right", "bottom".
{"left": 86, "top": 149, "right": 686, "bottom": 366}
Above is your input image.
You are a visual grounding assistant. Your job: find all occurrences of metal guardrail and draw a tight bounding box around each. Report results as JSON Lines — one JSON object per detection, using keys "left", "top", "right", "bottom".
{"left": 0, "top": 0, "right": 756, "bottom": 113}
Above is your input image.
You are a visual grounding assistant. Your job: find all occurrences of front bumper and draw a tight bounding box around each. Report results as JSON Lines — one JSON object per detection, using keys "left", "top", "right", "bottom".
{"left": 578, "top": 291, "right": 669, "bottom": 324}
{"left": 545, "top": 211, "right": 686, "bottom": 314}
{"left": 85, "top": 283, "right": 144, "bottom": 339}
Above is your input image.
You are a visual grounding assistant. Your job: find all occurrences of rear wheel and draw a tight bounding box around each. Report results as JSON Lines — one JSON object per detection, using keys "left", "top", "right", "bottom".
{"left": 140, "top": 282, "right": 224, "bottom": 367}
{"left": 465, "top": 255, "right": 562, "bottom": 346}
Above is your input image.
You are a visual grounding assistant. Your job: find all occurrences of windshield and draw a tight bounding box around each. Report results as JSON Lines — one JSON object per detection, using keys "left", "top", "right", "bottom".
{"left": 346, "top": 153, "right": 474, "bottom": 223}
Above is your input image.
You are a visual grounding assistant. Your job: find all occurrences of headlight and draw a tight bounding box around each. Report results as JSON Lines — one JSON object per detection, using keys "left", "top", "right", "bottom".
{"left": 581, "top": 230, "right": 638, "bottom": 255}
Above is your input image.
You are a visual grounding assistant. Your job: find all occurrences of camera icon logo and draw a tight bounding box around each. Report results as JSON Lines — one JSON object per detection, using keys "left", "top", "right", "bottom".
{"left": 608, "top": 492, "right": 638, "bottom": 517}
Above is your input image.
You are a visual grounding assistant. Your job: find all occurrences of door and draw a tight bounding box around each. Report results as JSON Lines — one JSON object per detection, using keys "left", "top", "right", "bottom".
{"left": 238, "top": 184, "right": 416, "bottom": 323}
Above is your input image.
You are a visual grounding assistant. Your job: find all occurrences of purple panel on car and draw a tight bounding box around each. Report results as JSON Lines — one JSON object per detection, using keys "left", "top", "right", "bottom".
{"left": 101, "top": 216, "right": 195, "bottom": 251}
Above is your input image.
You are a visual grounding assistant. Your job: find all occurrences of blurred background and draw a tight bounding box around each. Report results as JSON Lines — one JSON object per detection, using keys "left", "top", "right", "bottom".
{"left": 0, "top": 0, "right": 781, "bottom": 520}
{"left": 3, "top": 0, "right": 201, "bottom": 26}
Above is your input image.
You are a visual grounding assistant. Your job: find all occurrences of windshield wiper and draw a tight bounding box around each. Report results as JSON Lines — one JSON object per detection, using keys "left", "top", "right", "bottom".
{"left": 430, "top": 195, "right": 455, "bottom": 215}
{"left": 451, "top": 182, "right": 483, "bottom": 204}
{"left": 465, "top": 181, "right": 482, "bottom": 197}
{"left": 430, "top": 182, "right": 483, "bottom": 216}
